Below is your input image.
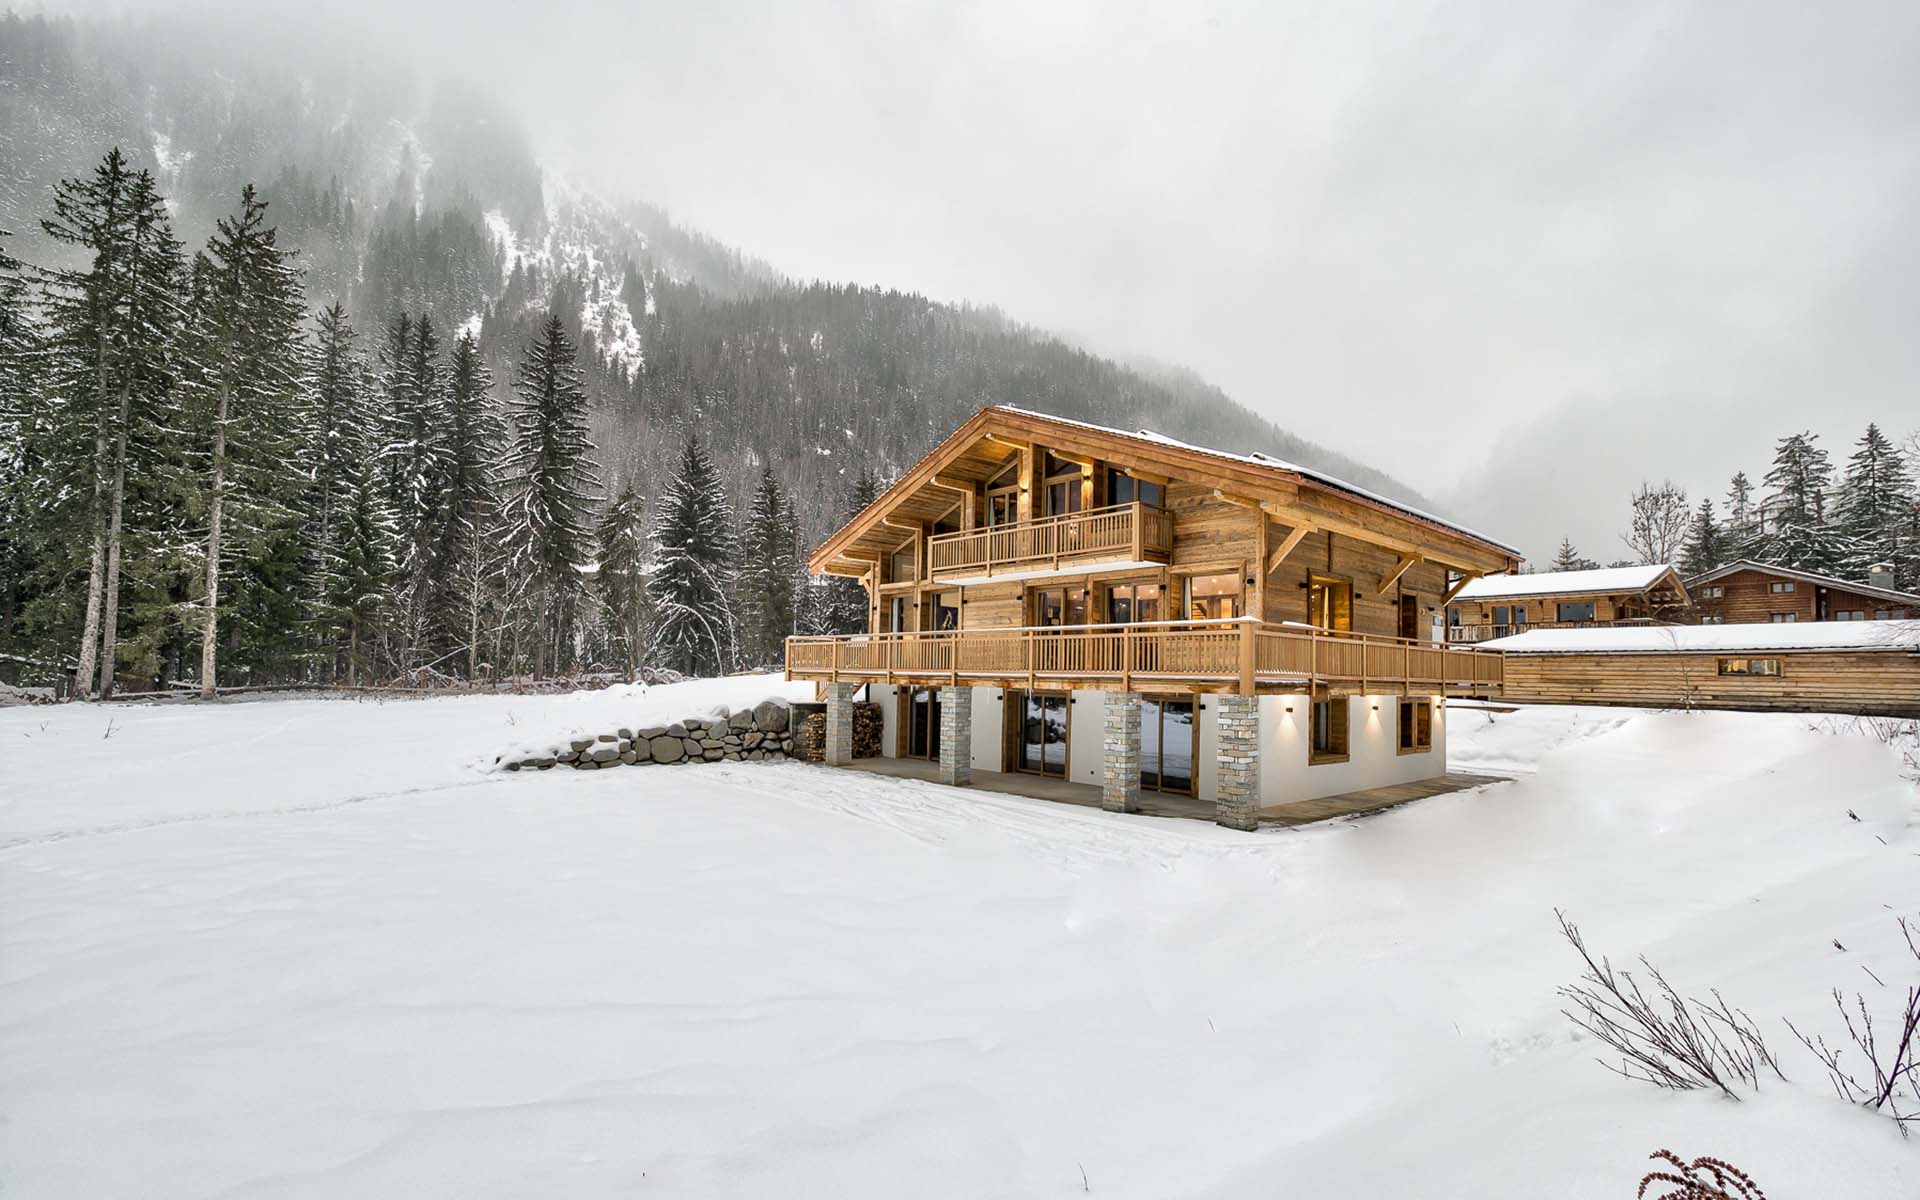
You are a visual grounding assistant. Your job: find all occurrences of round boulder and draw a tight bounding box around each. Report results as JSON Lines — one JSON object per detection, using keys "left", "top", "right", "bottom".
{"left": 752, "top": 700, "right": 789, "bottom": 733}
{"left": 650, "top": 736, "right": 686, "bottom": 763}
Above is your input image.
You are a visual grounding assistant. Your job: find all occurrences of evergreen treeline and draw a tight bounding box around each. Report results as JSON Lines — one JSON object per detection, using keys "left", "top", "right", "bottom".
{"left": 1546, "top": 427, "right": 1920, "bottom": 588}
{"left": 0, "top": 153, "right": 863, "bottom": 696}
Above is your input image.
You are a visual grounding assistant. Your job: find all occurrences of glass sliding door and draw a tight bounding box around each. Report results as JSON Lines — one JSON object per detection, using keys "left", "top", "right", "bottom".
{"left": 1139, "top": 697, "right": 1197, "bottom": 794}
{"left": 907, "top": 687, "right": 941, "bottom": 760}
{"left": 1017, "top": 692, "right": 1069, "bottom": 777}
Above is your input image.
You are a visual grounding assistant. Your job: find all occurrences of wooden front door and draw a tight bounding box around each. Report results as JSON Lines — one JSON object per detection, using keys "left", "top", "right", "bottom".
{"left": 1398, "top": 593, "right": 1419, "bottom": 641}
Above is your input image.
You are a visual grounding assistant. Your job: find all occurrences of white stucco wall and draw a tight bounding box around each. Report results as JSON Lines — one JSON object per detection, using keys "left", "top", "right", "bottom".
{"left": 870, "top": 684, "right": 899, "bottom": 757}
{"left": 969, "top": 686, "right": 1004, "bottom": 774}
{"left": 1068, "top": 690, "right": 1104, "bottom": 788}
{"left": 1257, "top": 693, "right": 1449, "bottom": 803}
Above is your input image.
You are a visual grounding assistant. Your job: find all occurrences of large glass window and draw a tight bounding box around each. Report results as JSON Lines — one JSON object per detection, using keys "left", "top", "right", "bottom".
{"left": 907, "top": 688, "right": 941, "bottom": 759}
{"left": 1308, "top": 577, "right": 1352, "bottom": 631}
{"left": 1310, "top": 699, "right": 1349, "bottom": 762}
{"left": 1186, "top": 573, "right": 1242, "bottom": 620}
{"left": 1043, "top": 454, "right": 1083, "bottom": 517}
{"left": 1106, "top": 468, "right": 1165, "bottom": 510}
{"left": 1397, "top": 699, "right": 1432, "bottom": 752}
{"left": 1107, "top": 582, "right": 1164, "bottom": 624}
{"left": 1139, "top": 698, "right": 1196, "bottom": 794}
{"left": 1018, "top": 693, "right": 1069, "bottom": 776}
{"left": 887, "top": 596, "right": 907, "bottom": 633}
{"left": 889, "top": 543, "right": 916, "bottom": 584}
{"left": 1556, "top": 600, "right": 1596, "bottom": 622}
{"left": 1033, "top": 587, "right": 1088, "bottom": 627}
{"left": 932, "top": 591, "right": 961, "bottom": 631}
{"left": 988, "top": 491, "right": 1017, "bottom": 527}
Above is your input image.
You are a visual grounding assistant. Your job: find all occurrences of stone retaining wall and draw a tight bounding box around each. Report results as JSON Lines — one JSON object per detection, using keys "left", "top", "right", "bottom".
{"left": 499, "top": 699, "right": 795, "bottom": 772}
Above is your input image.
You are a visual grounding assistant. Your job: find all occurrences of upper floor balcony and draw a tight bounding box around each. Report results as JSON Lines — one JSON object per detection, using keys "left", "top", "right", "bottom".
{"left": 925, "top": 501, "right": 1174, "bottom": 584}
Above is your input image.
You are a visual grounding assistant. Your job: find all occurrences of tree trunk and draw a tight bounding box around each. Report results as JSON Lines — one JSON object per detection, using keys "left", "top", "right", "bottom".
{"left": 200, "top": 383, "right": 229, "bottom": 700}
{"left": 72, "top": 389, "right": 110, "bottom": 699}
{"left": 467, "top": 560, "right": 480, "bottom": 681}
{"left": 96, "top": 393, "right": 132, "bottom": 698}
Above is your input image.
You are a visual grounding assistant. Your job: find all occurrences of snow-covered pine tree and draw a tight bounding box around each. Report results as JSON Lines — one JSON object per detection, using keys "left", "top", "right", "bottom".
{"left": 182, "top": 185, "right": 308, "bottom": 698}
{"left": 331, "top": 445, "right": 398, "bottom": 685}
{"left": 0, "top": 228, "right": 37, "bottom": 672}
{"left": 1835, "top": 422, "right": 1915, "bottom": 584}
{"left": 1678, "top": 498, "right": 1723, "bottom": 578}
{"left": 433, "top": 329, "right": 504, "bottom": 678}
{"left": 646, "top": 434, "right": 739, "bottom": 676}
{"left": 498, "top": 313, "right": 601, "bottom": 679}
{"left": 1758, "top": 431, "right": 1852, "bottom": 574}
{"left": 595, "top": 483, "right": 649, "bottom": 675}
{"left": 812, "top": 467, "right": 879, "bottom": 634}
{"left": 35, "top": 154, "right": 189, "bottom": 697}
{"left": 300, "top": 302, "right": 374, "bottom": 680}
{"left": 737, "top": 467, "right": 797, "bottom": 667}
{"left": 382, "top": 311, "right": 451, "bottom": 667}
{"left": 1722, "top": 471, "right": 1757, "bottom": 559}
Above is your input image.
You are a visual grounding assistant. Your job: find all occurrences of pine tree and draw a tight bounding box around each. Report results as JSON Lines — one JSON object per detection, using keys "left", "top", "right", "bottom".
{"left": 1758, "top": 431, "right": 1851, "bottom": 574}
{"left": 35, "top": 152, "right": 189, "bottom": 696}
{"left": 300, "top": 302, "right": 374, "bottom": 680}
{"left": 737, "top": 467, "right": 797, "bottom": 667}
{"left": 382, "top": 311, "right": 450, "bottom": 665}
{"left": 498, "top": 313, "right": 601, "bottom": 679}
{"left": 1678, "top": 498, "right": 1723, "bottom": 578}
{"left": 1723, "top": 472, "right": 1756, "bottom": 557}
{"left": 433, "top": 330, "right": 504, "bottom": 677}
{"left": 1835, "top": 422, "right": 1915, "bottom": 584}
{"left": 330, "top": 447, "right": 398, "bottom": 685}
{"left": 646, "top": 434, "right": 738, "bottom": 676}
{"left": 182, "top": 185, "right": 308, "bottom": 697}
{"left": 595, "top": 483, "right": 650, "bottom": 675}
{"left": 1548, "top": 538, "right": 1598, "bottom": 572}
{"left": 0, "top": 228, "right": 38, "bottom": 670}
{"left": 813, "top": 467, "right": 879, "bottom": 634}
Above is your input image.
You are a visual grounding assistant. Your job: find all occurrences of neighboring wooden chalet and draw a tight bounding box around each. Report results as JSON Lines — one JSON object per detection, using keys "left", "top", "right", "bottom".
{"left": 1486, "top": 621, "right": 1920, "bottom": 717}
{"left": 786, "top": 405, "right": 1518, "bottom": 828}
{"left": 1445, "top": 564, "right": 1691, "bottom": 643}
{"left": 1686, "top": 560, "right": 1919, "bottom": 625}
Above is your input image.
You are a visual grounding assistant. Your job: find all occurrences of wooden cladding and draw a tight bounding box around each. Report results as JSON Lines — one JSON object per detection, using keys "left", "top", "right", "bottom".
{"left": 926, "top": 501, "right": 1173, "bottom": 579}
{"left": 1500, "top": 649, "right": 1920, "bottom": 717}
{"left": 785, "top": 620, "right": 1504, "bottom": 698}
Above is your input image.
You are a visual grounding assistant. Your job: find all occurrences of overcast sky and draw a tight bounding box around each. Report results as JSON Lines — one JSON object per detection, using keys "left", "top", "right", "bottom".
{"left": 62, "top": 0, "right": 1920, "bottom": 561}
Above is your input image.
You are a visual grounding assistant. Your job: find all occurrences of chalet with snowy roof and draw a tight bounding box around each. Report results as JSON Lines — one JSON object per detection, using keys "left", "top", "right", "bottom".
{"left": 1444, "top": 564, "right": 1692, "bottom": 644}
{"left": 1685, "top": 560, "right": 1918, "bottom": 625}
{"left": 1483, "top": 620, "right": 1920, "bottom": 717}
{"left": 785, "top": 405, "right": 1517, "bottom": 828}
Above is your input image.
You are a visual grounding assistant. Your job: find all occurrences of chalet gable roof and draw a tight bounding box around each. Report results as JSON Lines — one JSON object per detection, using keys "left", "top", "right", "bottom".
{"left": 1455, "top": 563, "right": 1687, "bottom": 602}
{"left": 1687, "top": 559, "right": 1920, "bottom": 607}
{"left": 806, "top": 405, "right": 1522, "bottom": 576}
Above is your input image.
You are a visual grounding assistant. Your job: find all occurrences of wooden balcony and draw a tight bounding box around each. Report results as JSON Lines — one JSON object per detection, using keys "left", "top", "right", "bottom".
{"left": 786, "top": 619, "right": 1504, "bottom": 698}
{"left": 925, "top": 502, "right": 1173, "bottom": 582}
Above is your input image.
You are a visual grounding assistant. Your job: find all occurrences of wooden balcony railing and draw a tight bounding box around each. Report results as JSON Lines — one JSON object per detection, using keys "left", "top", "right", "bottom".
{"left": 926, "top": 502, "right": 1173, "bottom": 579}
{"left": 786, "top": 619, "right": 1504, "bottom": 697}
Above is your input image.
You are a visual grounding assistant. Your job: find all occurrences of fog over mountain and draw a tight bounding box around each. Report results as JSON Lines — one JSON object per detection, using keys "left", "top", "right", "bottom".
{"left": 15, "top": 0, "right": 1920, "bottom": 564}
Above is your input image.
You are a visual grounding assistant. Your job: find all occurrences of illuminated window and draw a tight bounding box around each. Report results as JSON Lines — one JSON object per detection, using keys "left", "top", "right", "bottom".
{"left": 1106, "top": 582, "right": 1164, "bottom": 624}
{"left": 1033, "top": 587, "right": 1087, "bottom": 627}
{"left": 1308, "top": 577, "right": 1352, "bottom": 631}
{"left": 1186, "top": 573, "right": 1242, "bottom": 620}
{"left": 1718, "top": 658, "right": 1782, "bottom": 676}
{"left": 932, "top": 592, "right": 960, "bottom": 631}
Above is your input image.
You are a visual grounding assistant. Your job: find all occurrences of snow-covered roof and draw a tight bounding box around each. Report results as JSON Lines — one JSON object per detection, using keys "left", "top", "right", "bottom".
{"left": 1455, "top": 564, "right": 1677, "bottom": 601}
{"left": 995, "top": 406, "right": 1521, "bottom": 555}
{"left": 1483, "top": 620, "right": 1920, "bottom": 655}
{"left": 1687, "top": 559, "right": 1920, "bottom": 606}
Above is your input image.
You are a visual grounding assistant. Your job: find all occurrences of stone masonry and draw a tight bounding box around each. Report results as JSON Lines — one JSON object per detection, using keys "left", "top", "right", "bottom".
{"left": 1214, "top": 693, "right": 1260, "bottom": 830}
{"left": 824, "top": 682, "right": 857, "bottom": 766}
{"left": 1101, "top": 691, "right": 1141, "bottom": 813}
{"left": 496, "top": 698, "right": 796, "bottom": 772}
{"left": 938, "top": 685, "right": 972, "bottom": 786}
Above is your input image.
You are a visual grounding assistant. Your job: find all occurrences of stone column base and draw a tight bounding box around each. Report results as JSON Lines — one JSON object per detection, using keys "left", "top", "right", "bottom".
{"left": 1102, "top": 691, "right": 1141, "bottom": 813}
{"left": 938, "top": 686, "right": 972, "bottom": 786}
{"left": 1215, "top": 693, "right": 1260, "bottom": 830}
{"left": 824, "top": 682, "right": 857, "bottom": 766}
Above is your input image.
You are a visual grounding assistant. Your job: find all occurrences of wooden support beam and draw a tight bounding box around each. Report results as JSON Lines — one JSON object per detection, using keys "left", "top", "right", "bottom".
{"left": 1213, "top": 489, "right": 1261, "bottom": 509}
{"left": 1266, "top": 523, "right": 1313, "bottom": 574}
{"left": 1441, "top": 572, "right": 1483, "bottom": 607}
{"left": 1017, "top": 444, "right": 1035, "bottom": 523}
{"left": 929, "top": 474, "right": 974, "bottom": 494}
{"left": 1378, "top": 554, "right": 1420, "bottom": 596}
{"left": 1121, "top": 467, "right": 1171, "bottom": 486}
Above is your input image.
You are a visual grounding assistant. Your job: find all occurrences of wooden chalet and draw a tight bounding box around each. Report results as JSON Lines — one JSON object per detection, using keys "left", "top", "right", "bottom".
{"left": 786, "top": 406, "right": 1518, "bottom": 827}
{"left": 1686, "top": 560, "right": 1919, "bottom": 625}
{"left": 1445, "top": 565, "right": 1691, "bottom": 643}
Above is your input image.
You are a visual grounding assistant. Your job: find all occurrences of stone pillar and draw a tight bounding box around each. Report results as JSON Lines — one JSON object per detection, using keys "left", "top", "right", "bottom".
{"left": 824, "top": 682, "right": 856, "bottom": 766}
{"left": 1102, "top": 691, "right": 1141, "bottom": 813}
{"left": 1215, "top": 693, "right": 1261, "bottom": 830}
{"left": 938, "top": 686, "right": 972, "bottom": 786}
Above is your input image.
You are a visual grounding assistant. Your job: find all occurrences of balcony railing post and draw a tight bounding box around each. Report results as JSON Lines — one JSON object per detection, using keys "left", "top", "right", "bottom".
{"left": 830, "top": 637, "right": 841, "bottom": 682}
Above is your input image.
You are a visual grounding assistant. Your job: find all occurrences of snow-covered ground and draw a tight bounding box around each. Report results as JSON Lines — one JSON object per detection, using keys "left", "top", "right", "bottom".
{"left": 3, "top": 685, "right": 1917, "bottom": 1197}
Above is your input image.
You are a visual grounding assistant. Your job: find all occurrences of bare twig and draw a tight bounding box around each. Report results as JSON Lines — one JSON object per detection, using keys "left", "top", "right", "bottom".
{"left": 1638, "top": 1149, "right": 1766, "bottom": 1199}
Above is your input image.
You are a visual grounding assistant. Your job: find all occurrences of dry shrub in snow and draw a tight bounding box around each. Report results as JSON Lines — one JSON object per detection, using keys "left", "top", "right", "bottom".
{"left": 1785, "top": 917, "right": 1920, "bottom": 1136}
{"left": 1636, "top": 1149, "right": 1766, "bottom": 1199}
{"left": 1556, "top": 911, "right": 1783, "bottom": 1100}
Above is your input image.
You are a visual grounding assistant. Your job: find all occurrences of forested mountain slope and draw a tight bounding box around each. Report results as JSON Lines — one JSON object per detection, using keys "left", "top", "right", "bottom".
{"left": 0, "top": 10, "right": 1426, "bottom": 541}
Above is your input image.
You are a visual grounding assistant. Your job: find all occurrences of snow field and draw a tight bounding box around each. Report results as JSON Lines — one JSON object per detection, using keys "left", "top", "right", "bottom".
{"left": 2, "top": 685, "right": 1917, "bottom": 1197}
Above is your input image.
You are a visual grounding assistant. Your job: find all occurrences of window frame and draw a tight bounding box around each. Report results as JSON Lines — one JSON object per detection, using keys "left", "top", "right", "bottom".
{"left": 1556, "top": 600, "right": 1597, "bottom": 622}
{"left": 1309, "top": 698, "right": 1350, "bottom": 764}
{"left": 1397, "top": 698, "right": 1433, "bottom": 755}
{"left": 1717, "top": 657, "right": 1782, "bottom": 677}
